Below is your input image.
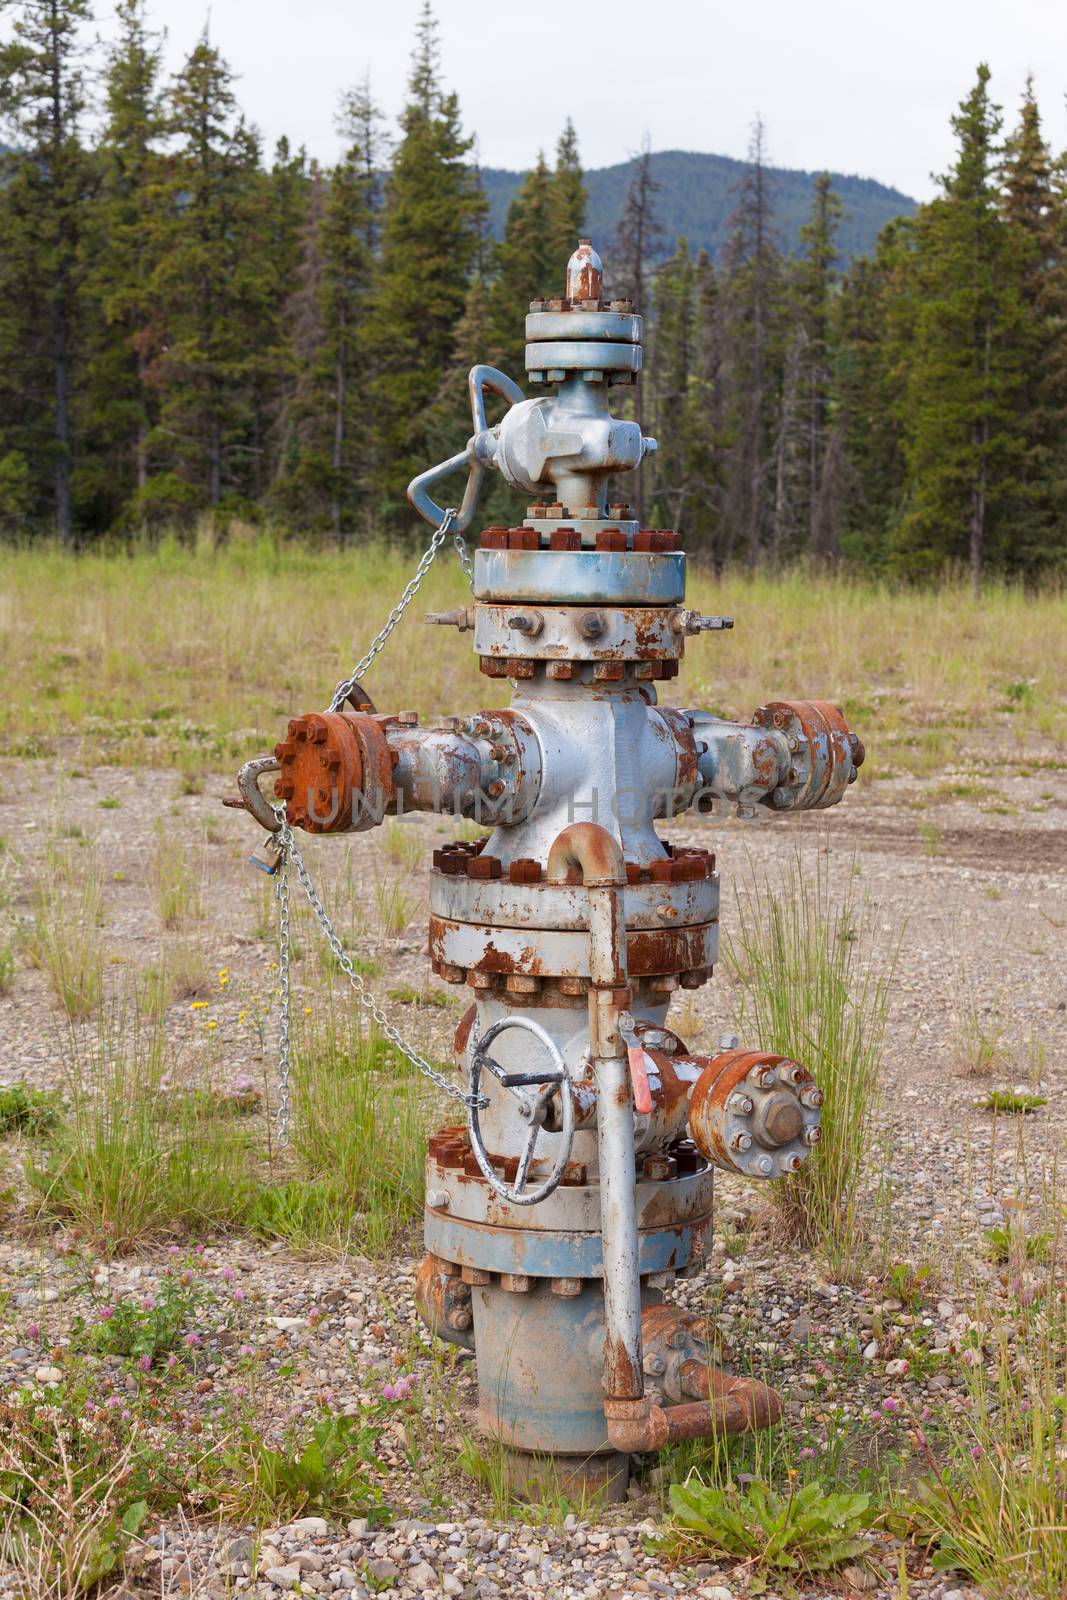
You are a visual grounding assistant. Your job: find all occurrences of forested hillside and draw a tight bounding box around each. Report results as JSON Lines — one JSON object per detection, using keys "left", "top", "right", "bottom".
{"left": 0, "top": 0, "right": 1064, "bottom": 585}
{"left": 482, "top": 152, "right": 916, "bottom": 265}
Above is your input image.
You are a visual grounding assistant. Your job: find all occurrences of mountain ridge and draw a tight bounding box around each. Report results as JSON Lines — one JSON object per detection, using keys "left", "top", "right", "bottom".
{"left": 480, "top": 148, "right": 916, "bottom": 265}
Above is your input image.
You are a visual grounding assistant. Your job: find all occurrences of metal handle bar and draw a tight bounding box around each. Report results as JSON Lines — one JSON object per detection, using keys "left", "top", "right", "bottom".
{"left": 406, "top": 365, "right": 525, "bottom": 533}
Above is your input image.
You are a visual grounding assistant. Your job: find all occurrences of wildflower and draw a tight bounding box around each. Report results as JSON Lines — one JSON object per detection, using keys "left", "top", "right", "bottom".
{"left": 882, "top": 1397, "right": 899, "bottom": 1413}
{"left": 185, "top": 1332, "right": 202, "bottom": 1349}
{"left": 237, "top": 1010, "right": 249, "bottom": 1021}
{"left": 26, "top": 1323, "right": 40, "bottom": 1342}
{"left": 222, "top": 1266, "right": 235, "bottom": 1282}
{"left": 787, "top": 1467, "right": 798, "bottom": 1480}
{"left": 166, "top": 1354, "right": 178, "bottom": 1370}
{"left": 233, "top": 1287, "right": 245, "bottom": 1303}
{"left": 970, "top": 1443, "right": 983, "bottom": 1460}
{"left": 798, "top": 1447, "right": 817, "bottom": 1460}
{"left": 168, "top": 1245, "right": 181, "bottom": 1256}
{"left": 137, "top": 1355, "right": 152, "bottom": 1372}
{"left": 205, "top": 1020, "right": 217, "bottom": 1030}
{"left": 105, "top": 1394, "right": 123, "bottom": 1409}
{"left": 190, "top": 1001, "right": 208, "bottom": 1010}
{"left": 98, "top": 1305, "right": 116, "bottom": 1322}
{"left": 238, "top": 1343, "right": 254, "bottom": 1358}
{"left": 140, "top": 1296, "right": 156, "bottom": 1312}
{"left": 303, "top": 1006, "right": 312, "bottom": 1014}
{"left": 382, "top": 1383, "right": 398, "bottom": 1402}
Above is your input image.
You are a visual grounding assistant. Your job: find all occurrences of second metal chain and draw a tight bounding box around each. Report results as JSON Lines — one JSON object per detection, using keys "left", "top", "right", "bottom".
{"left": 274, "top": 507, "right": 482, "bottom": 1147}
{"left": 327, "top": 508, "right": 472, "bottom": 713}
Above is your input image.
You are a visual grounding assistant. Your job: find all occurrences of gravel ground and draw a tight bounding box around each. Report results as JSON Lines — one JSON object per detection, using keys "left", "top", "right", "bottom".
{"left": 0, "top": 741, "right": 1064, "bottom": 1600}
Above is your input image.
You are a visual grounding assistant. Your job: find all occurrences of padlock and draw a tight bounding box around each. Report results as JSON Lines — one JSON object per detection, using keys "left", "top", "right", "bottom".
{"left": 247, "top": 833, "right": 284, "bottom": 876}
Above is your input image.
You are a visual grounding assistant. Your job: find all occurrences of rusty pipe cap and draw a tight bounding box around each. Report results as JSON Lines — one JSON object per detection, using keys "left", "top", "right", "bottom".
{"left": 274, "top": 709, "right": 395, "bottom": 834}
{"left": 688, "top": 1048, "right": 823, "bottom": 1182}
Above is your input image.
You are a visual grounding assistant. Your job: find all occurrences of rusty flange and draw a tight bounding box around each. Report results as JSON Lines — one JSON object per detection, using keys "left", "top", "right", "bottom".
{"left": 688, "top": 1049, "right": 823, "bottom": 1180}
{"left": 273, "top": 710, "right": 394, "bottom": 833}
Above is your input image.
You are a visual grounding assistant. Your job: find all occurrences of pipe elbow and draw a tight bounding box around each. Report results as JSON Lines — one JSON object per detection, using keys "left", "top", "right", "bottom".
{"left": 547, "top": 822, "right": 626, "bottom": 886}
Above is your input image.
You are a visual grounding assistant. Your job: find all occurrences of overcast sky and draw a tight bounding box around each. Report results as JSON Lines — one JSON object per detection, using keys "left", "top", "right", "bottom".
{"left": 79, "top": 0, "right": 1067, "bottom": 200}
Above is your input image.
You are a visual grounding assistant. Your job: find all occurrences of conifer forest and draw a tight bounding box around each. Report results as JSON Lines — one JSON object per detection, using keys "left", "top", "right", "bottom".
{"left": 1, "top": 0, "right": 1066, "bottom": 588}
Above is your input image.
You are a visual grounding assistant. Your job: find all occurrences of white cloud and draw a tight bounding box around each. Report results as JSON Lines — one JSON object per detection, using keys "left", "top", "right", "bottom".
{"left": 40, "top": 0, "right": 1067, "bottom": 198}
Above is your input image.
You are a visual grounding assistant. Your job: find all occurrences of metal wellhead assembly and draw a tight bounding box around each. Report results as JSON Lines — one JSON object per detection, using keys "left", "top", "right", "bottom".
{"left": 236, "top": 240, "right": 866, "bottom": 1502}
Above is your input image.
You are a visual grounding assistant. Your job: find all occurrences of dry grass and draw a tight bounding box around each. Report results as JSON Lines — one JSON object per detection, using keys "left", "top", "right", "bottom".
{"left": 23, "top": 845, "right": 107, "bottom": 1019}
{"left": 0, "top": 532, "right": 1063, "bottom": 778}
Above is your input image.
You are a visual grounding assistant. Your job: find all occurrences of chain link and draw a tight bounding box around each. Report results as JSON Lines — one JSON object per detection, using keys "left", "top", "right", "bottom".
{"left": 272, "top": 508, "right": 482, "bottom": 1147}
{"left": 327, "top": 508, "right": 471, "bottom": 714}
{"left": 275, "top": 819, "right": 487, "bottom": 1140}
{"left": 274, "top": 839, "right": 293, "bottom": 1145}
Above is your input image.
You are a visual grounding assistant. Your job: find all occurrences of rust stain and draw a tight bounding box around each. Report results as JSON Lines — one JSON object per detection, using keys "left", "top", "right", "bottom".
{"left": 546, "top": 822, "right": 626, "bottom": 886}
{"left": 454, "top": 1005, "right": 477, "bottom": 1058}
{"left": 604, "top": 1336, "right": 641, "bottom": 1400}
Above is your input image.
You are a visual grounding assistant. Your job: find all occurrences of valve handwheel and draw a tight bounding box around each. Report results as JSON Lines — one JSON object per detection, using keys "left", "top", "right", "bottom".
{"left": 467, "top": 1016, "right": 575, "bottom": 1206}
{"left": 407, "top": 364, "right": 525, "bottom": 532}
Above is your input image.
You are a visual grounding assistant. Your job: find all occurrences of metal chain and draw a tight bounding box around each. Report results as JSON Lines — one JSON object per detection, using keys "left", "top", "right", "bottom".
{"left": 274, "top": 840, "right": 293, "bottom": 1145}
{"left": 327, "top": 508, "right": 472, "bottom": 713}
{"left": 272, "top": 507, "right": 483, "bottom": 1147}
{"left": 275, "top": 820, "right": 487, "bottom": 1132}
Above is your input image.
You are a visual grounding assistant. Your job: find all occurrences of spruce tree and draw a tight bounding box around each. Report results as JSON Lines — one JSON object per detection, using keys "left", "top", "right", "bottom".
{"left": 80, "top": 0, "right": 166, "bottom": 529}
{"left": 719, "top": 117, "right": 781, "bottom": 564}
{"left": 794, "top": 173, "right": 844, "bottom": 553}
{"left": 273, "top": 84, "right": 381, "bottom": 535}
{"left": 683, "top": 249, "right": 727, "bottom": 563}
{"left": 0, "top": 0, "right": 94, "bottom": 541}
{"left": 614, "top": 135, "right": 663, "bottom": 517}
{"left": 367, "top": 2, "right": 486, "bottom": 517}
{"left": 892, "top": 65, "right": 1025, "bottom": 588}
{"left": 145, "top": 31, "right": 274, "bottom": 519}
{"left": 1000, "top": 82, "right": 1067, "bottom": 570}
{"left": 832, "top": 229, "right": 909, "bottom": 567}
{"left": 613, "top": 135, "right": 663, "bottom": 308}
{"left": 547, "top": 119, "right": 587, "bottom": 265}
{"left": 487, "top": 152, "right": 554, "bottom": 377}
{"left": 646, "top": 236, "right": 694, "bottom": 529}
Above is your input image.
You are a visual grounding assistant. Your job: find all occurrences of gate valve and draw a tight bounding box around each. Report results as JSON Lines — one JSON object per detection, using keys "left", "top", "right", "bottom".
{"left": 467, "top": 1016, "right": 575, "bottom": 1206}
{"left": 407, "top": 364, "right": 526, "bottom": 532}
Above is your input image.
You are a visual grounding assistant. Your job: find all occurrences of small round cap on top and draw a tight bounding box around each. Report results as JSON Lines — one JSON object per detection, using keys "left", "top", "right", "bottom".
{"left": 566, "top": 239, "right": 603, "bottom": 303}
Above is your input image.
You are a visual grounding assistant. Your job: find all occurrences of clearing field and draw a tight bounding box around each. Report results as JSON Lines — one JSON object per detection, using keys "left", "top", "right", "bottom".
{"left": 0, "top": 544, "right": 1064, "bottom": 1600}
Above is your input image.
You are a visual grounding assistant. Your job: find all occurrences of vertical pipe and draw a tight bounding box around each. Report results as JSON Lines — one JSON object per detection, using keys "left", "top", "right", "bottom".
{"left": 546, "top": 824, "right": 643, "bottom": 1405}
{"left": 596, "top": 1046, "right": 643, "bottom": 1399}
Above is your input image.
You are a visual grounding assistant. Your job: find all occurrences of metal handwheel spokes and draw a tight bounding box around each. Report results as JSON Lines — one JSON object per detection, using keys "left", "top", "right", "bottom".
{"left": 467, "top": 1015, "right": 575, "bottom": 1206}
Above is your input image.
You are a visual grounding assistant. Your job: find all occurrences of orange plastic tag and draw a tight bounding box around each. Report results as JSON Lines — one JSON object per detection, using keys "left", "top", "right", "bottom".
{"left": 627, "top": 1045, "right": 654, "bottom": 1115}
